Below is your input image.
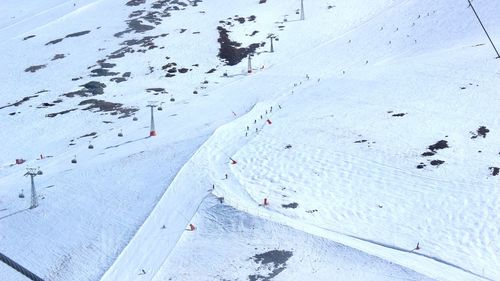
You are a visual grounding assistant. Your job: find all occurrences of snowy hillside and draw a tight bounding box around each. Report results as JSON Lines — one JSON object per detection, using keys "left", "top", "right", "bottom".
{"left": 1, "top": 0, "right": 499, "bottom": 280}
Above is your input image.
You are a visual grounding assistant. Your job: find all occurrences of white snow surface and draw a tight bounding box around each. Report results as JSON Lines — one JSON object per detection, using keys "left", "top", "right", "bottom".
{"left": 1, "top": 0, "right": 499, "bottom": 280}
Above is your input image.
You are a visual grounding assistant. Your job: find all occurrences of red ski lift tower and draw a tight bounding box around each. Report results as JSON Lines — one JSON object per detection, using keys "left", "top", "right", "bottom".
{"left": 147, "top": 101, "right": 158, "bottom": 136}
{"left": 24, "top": 167, "right": 43, "bottom": 209}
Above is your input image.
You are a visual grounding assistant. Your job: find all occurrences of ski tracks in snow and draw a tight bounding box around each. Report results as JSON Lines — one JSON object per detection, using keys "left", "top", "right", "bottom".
{"left": 207, "top": 80, "right": 497, "bottom": 280}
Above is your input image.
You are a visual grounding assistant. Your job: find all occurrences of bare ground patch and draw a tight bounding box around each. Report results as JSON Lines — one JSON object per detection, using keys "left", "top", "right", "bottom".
{"left": 79, "top": 99, "right": 138, "bottom": 118}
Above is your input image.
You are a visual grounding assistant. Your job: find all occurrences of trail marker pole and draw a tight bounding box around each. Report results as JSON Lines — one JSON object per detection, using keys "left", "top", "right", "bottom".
{"left": 467, "top": 0, "right": 500, "bottom": 58}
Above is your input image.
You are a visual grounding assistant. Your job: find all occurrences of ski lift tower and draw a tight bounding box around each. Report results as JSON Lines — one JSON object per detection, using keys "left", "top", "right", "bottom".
{"left": 268, "top": 34, "right": 276, "bottom": 53}
{"left": 24, "top": 167, "right": 43, "bottom": 209}
{"left": 247, "top": 54, "right": 253, "bottom": 73}
{"left": 147, "top": 101, "right": 158, "bottom": 137}
{"left": 300, "top": 0, "right": 305, "bottom": 21}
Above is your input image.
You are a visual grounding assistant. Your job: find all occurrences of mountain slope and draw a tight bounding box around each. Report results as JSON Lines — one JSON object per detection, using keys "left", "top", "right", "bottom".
{"left": 1, "top": 0, "right": 499, "bottom": 280}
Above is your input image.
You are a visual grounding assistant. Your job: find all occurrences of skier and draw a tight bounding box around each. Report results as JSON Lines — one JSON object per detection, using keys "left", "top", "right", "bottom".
{"left": 225, "top": 174, "right": 228, "bottom": 179}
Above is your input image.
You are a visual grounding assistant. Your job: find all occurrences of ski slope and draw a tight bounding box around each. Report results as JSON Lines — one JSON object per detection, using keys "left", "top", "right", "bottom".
{"left": 1, "top": 0, "right": 499, "bottom": 280}
{"left": 154, "top": 196, "right": 434, "bottom": 281}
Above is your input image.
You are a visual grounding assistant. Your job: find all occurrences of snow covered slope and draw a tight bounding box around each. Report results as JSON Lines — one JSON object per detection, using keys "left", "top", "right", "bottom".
{"left": 155, "top": 196, "right": 434, "bottom": 281}
{"left": 1, "top": 0, "right": 499, "bottom": 280}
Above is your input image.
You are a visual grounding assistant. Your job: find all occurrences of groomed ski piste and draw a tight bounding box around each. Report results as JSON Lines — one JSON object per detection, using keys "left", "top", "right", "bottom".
{"left": 1, "top": 0, "right": 499, "bottom": 280}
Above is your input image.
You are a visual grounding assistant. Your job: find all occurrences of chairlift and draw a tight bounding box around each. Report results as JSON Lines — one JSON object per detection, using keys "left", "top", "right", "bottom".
{"left": 19, "top": 189, "right": 25, "bottom": 198}
{"left": 170, "top": 96, "right": 175, "bottom": 102}
{"left": 118, "top": 130, "right": 123, "bottom": 137}
{"left": 193, "top": 90, "right": 198, "bottom": 95}
{"left": 71, "top": 156, "right": 77, "bottom": 164}
{"left": 37, "top": 170, "right": 43, "bottom": 175}
{"left": 88, "top": 142, "right": 94, "bottom": 149}
{"left": 133, "top": 116, "right": 138, "bottom": 121}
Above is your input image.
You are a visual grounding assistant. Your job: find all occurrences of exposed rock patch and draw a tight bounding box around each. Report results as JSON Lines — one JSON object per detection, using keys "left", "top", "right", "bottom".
{"left": 46, "top": 108, "right": 77, "bottom": 118}
{"left": 25, "top": 64, "right": 47, "bottom": 73}
{"left": 470, "top": 126, "right": 489, "bottom": 139}
{"left": 114, "top": 19, "right": 155, "bottom": 37}
{"left": 489, "top": 167, "right": 499, "bottom": 176}
{"left": 249, "top": 250, "right": 292, "bottom": 281}
{"left": 281, "top": 202, "right": 298, "bottom": 209}
{"left": 428, "top": 140, "right": 449, "bottom": 152}
{"left": 79, "top": 99, "right": 138, "bottom": 118}
{"left": 217, "top": 26, "right": 260, "bottom": 65}
{"left": 66, "top": 30, "right": 91, "bottom": 38}
{"left": 63, "top": 81, "right": 106, "bottom": 98}
{"left": 51, "top": 54, "right": 66, "bottom": 61}
{"left": 430, "top": 160, "right": 445, "bottom": 166}
{"left": 45, "top": 30, "right": 90, "bottom": 45}
{"left": 126, "top": 0, "right": 146, "bottom": 6}
{"left": 78, "top": 132, "right": 97, "bottom": 139}
{"left": 0, "top": 95, "right": 39, "bottom": 110}
{"left": 392, "top": 112, "right": 406, "bottom": 117}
